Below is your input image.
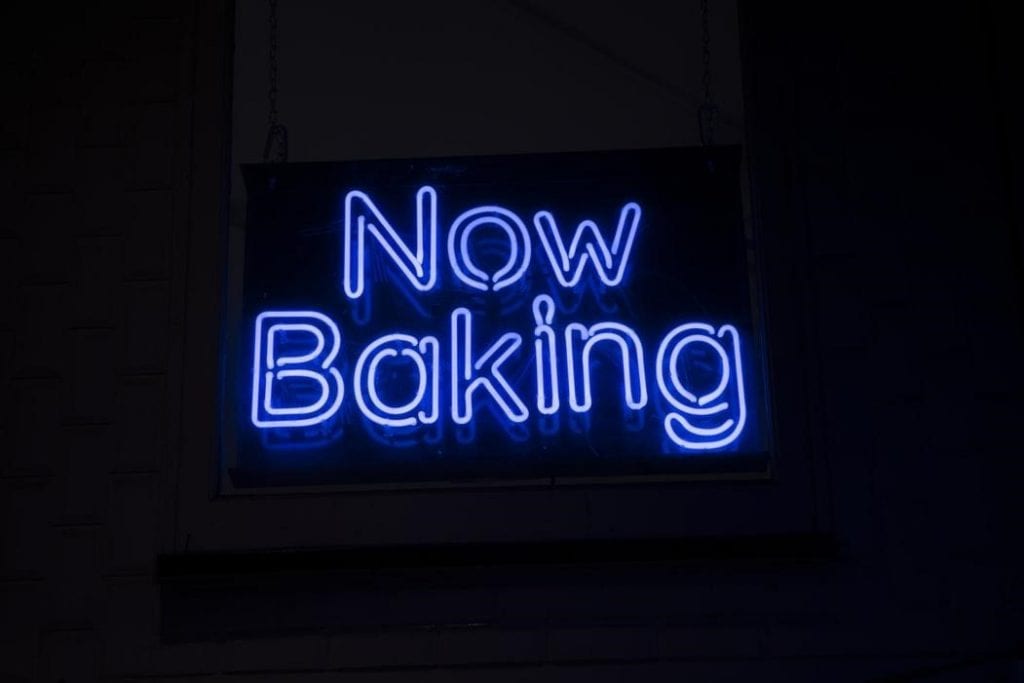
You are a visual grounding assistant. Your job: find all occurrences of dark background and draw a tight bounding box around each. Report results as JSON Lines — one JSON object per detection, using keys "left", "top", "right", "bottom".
{"left": 1, "top": 1, "right": 1022, "bottom": 681}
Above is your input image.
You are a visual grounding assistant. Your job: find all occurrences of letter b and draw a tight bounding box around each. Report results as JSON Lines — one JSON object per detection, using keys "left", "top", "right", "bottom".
{"left": 251, "top": 311, "right": 345, "bottom": 428}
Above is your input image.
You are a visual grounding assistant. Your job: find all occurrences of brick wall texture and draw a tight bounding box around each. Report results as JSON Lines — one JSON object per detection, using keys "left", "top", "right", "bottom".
{"left": 1, "top": 2, "right": 1022, "bottom": 682}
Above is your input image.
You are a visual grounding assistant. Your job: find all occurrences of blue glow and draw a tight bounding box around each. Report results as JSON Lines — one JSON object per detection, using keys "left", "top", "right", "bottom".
{"left": 247, "top": 310, "right": 751, "bottom": 450}
{"left": 542, "top": 271, "right": 622, "bottom": 318}
{"left": 233, "top": 145, "right": 773, "bottom": 495}
{"left": 538, "top": 412, "right": 560, "bottom": 436}
{"left": 226, "top": 147, "right": 781, "bottom": 499}
{"left": 623, "top": 407, "right": 645, "bottom": 432}
{"left": 450, "top": 307, "right": 530, "bottom": 425}
{"left": 343, "top": 186, "right": 438, "bottom": 299}
{"left": 363, "top": 418, "right": 443, "bottom": 449}
{"left": 532, "top": 294, "right": 559, "bottom": 415}
{"left": 533, "top": 202, "right": 641, "bottom": 289}
{"left": 655, "top": 323, "right": 747, "bottom": 450}
{"left": 564, "top": 320, "right": 648, "bottom": 413}
{"left": 353, "top": 333, "right": 440, "bottom": 428}
{"left": 260, "top": 418, "right": 343, "bottom": 451}
{"left": 347, "top": 264, "right": 434, "bottom": 328}
{"left": 265, "top": 322, "right": 326, "bottom": 368}
{"left": 569, "top": 411, "right": 591, "bottom": 434}
{"left": 247, "top": 311, "right": 751, "bottom": 450}
{"left": 447, "top": 206, "right": 532, "bottom": 292}
{"left": 250, "top": 311, "right": 345, "bottom": 428}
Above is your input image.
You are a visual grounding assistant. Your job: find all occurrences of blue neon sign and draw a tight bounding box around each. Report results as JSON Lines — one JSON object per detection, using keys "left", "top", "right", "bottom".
{"left": 226, "top": 147, "right": 768, "bottom": 489}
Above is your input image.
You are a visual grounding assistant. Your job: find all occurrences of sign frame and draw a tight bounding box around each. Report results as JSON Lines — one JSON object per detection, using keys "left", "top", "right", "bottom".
{"left": 221, "top": 146, "right": 773, "bottom": 494}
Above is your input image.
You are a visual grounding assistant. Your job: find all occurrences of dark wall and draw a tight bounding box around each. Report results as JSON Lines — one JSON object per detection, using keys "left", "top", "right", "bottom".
{"left": 1, "top": 2, "right": 1021, "bottom": 681}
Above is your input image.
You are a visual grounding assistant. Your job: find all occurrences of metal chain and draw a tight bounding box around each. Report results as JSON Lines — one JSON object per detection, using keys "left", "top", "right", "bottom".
{"left": 262, "top": 0, "right": 288, "bottom": 163}
{"left": 698, "top": 0, "right": 718, "bottom": 146}
{"left": 267, "top": 0, "right": 278, "bottom": 131}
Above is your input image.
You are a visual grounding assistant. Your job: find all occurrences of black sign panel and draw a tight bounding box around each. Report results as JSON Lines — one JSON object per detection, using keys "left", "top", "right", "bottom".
{"left": 223, "top": 146, "right": 769, "bottom": 490}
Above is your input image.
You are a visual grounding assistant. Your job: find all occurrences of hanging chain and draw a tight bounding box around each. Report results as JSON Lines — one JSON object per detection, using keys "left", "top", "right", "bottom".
{"left": 262, "top": 0, "right": 288, "bottom": 163}
{"left": 697, "top": 0, "right": 718, "bottom": 146}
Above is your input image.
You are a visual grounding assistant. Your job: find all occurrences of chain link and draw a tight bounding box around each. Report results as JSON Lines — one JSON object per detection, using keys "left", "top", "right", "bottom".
{"left": 262, "top": 0, "right": 288, "bottom": 163}
{"left": 698, "top": 0, "right": 718, "bottom": 146}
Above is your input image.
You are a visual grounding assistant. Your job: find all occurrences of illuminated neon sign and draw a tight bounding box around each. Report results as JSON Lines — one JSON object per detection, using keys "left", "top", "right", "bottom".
{"left": 227, "top": 147, "right": 767, "bottom": 489}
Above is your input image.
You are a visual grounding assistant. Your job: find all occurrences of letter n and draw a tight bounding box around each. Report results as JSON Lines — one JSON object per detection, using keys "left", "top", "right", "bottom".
{"left": 343, "top": 186, "right": 438, "bottom": 299}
